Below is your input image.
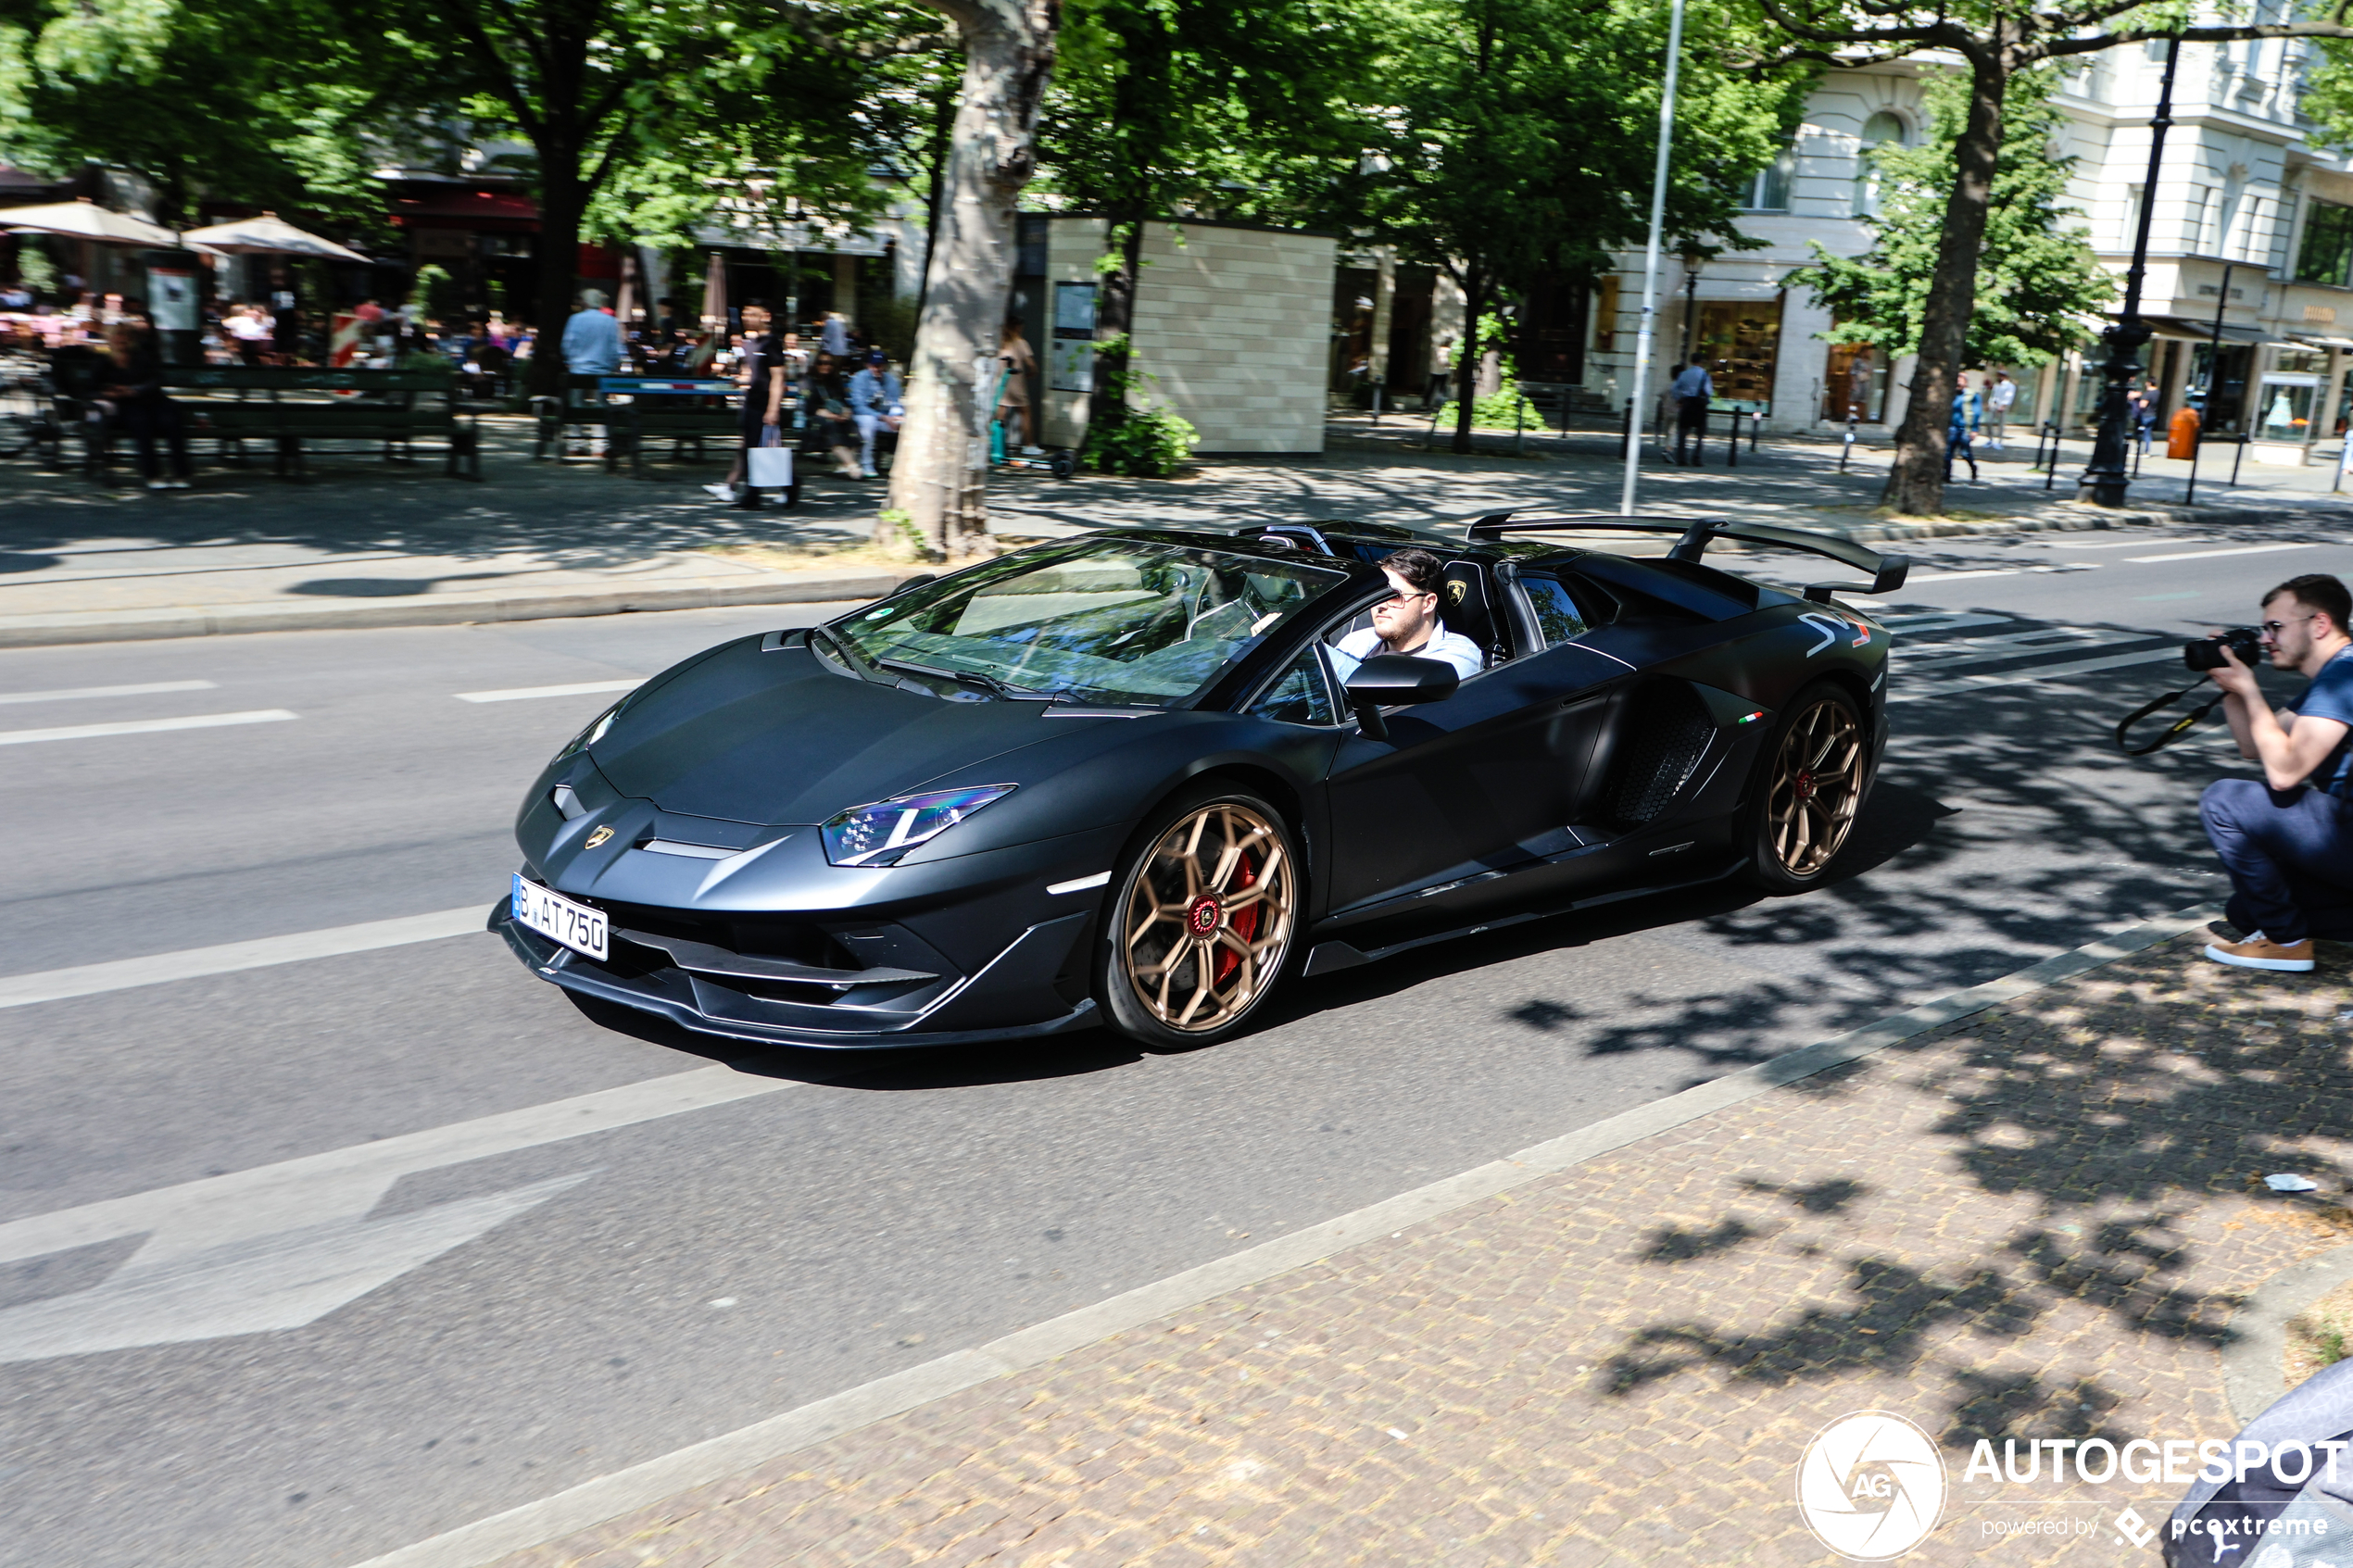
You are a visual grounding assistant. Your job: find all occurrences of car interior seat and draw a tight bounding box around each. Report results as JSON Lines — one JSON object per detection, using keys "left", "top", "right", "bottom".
{"left": 1440, "top": 560, "right": 1509, "bottom": 669}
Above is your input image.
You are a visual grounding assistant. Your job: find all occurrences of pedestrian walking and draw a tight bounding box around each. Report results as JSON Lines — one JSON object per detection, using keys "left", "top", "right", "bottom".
{"left": 1984, "top": 370, "right": 2017, "bottom": 450}
{"left": 848, "top": 348, "right": 905, "bottom": 479}
{"left": 1945, "top": 376, "right": 1982, "bottom": 483}
{"left": 705, "top": 299, "right": 788, "bottom": 507}
{"left": 1671, "top": 358, "right": 1713, "bottom": 465}
{"left": 820, "top": 311, "right": 850, "bottom": 358}
{"left": 995, "top": 320, "right": 1039, "bottom": 453}
{"left": 2132, "top": 388, "right": 2158, "bottom": 456}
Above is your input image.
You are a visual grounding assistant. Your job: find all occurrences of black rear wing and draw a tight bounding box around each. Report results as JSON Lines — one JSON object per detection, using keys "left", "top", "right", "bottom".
{"left": 1463, "top": 511, "right": 1910, "bottom": 598}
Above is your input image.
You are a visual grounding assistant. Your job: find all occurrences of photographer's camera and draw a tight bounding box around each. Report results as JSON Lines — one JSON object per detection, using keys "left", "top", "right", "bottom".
{"left": 2185, "top": 628, "right": 2265, "bottom": 671}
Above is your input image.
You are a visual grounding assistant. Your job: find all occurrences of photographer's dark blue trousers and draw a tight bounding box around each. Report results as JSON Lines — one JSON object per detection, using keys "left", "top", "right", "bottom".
{"left": 2200, "top": 778, "right": 2353, "bottom": 944}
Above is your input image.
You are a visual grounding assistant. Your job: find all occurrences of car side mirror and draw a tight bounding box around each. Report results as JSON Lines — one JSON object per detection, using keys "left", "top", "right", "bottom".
{"left": 1344, "top": 654, "right": 1460, "bottom": 741}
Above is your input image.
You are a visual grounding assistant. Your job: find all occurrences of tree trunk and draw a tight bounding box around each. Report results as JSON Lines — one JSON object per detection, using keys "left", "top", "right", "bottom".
{"left": 528, "top": 158, "right": 586, "bottom": 400}
{"left": 913, "top": 70, "right": 958, "bottom": 323}
{"left": 888, "top": 0, "right": 1058, "bottom": 558}
{"left": 1881, "top": 51, "right": 2008, "bottom": 516}
{"left": 1086, "top": 215, "right": 1144, "bottom": 437}
{"left": 1452, "top": 262, "right": 1484, "bottom": 454}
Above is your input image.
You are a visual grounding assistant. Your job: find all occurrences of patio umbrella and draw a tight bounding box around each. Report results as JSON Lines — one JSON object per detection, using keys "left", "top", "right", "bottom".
{"left": 177, "top": 212, "right": 367, "bottom": 262}
{"left": 702, "top": 251, "right": 726, "bottom": 331}
{"left": 0, "top": 197, "right": 177, "bottom": 248}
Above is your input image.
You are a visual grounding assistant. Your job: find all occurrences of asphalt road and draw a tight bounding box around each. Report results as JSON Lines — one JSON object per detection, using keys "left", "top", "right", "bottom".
{"left": 3, "top": 516, "right": 2345, "bottom": 1568}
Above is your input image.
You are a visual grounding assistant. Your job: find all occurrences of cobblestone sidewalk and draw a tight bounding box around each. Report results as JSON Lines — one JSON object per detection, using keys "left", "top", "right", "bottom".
{"left": 485, "top": 936, "right": 2353, "bottom": 1566}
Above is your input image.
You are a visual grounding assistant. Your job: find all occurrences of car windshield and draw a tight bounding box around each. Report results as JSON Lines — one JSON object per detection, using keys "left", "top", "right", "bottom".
{"left": 830, "top": 540, "right": 1346, "bottom": 707}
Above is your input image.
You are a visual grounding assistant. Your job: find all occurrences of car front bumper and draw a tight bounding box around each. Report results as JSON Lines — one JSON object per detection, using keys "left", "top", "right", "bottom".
{"left": 490, "top": 893, "right": 1100, "bottom": 1050}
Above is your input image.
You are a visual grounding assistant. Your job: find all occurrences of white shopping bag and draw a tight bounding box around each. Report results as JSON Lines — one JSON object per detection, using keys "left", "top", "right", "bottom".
{"left": 746, "top": 430, "right": 793, "bottom": 489}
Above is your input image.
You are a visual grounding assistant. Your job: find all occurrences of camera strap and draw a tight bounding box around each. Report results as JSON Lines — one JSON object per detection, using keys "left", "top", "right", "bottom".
{"left": 2115, "top": 684, "right": 2225, "bottom": 755}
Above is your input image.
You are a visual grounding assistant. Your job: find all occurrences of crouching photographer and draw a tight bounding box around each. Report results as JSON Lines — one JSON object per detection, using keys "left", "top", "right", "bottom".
{"left": 2199, "top": 573, "right": 2353, "bottom": 972}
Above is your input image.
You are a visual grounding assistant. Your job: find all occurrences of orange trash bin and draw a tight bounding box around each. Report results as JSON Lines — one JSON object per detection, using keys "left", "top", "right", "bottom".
{"left": 2167, "top": 406, "right": 2201, "bottom": 459}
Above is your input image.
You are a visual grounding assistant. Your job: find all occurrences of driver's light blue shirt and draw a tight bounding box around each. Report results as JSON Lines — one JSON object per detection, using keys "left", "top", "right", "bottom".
{"left": 1329, "top": 626, "right": 1483, "bottom": 683}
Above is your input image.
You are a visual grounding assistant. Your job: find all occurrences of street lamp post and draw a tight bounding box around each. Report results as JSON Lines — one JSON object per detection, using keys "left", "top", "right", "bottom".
{"left": 1619, "top": 0, "right": 1688, "bottom": 516}
{"left": 2079, "top": 35, "right": 2182, "bottom": 507}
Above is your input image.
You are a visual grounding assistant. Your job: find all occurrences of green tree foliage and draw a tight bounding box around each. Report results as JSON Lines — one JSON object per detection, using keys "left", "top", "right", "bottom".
{"left": 0, "top": 0, "right": 389, "bottom": 227}
{"left": 1340, "top": 0, "right": 1806, "bottom": 452}
{"left": 1038, "top": 0, "right": 1365, "bottom": 433}
{"left": 1784, "top": 67, "right": 2110, "bottom": 370}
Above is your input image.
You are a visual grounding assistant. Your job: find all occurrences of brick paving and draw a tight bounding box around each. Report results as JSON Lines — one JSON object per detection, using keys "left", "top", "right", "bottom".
{"left": 498, "top": 935, "right": 2353, "bottom": 1566}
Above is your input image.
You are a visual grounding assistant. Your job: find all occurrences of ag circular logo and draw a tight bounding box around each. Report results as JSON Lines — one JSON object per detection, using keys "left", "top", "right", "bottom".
{"left": 1795, "top": 1411, "right": 1946, "bottom": 1561}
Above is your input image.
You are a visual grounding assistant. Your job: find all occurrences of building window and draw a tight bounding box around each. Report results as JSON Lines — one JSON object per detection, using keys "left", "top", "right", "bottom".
{"left": 1740, "top": 140, "right": 1796, "bottom": 213}
{"left": 1854, "top": 113, "right": 1906, "bottom": 217}
{"left": 2297, "top": 199, "right": 2353, "bottom": 287}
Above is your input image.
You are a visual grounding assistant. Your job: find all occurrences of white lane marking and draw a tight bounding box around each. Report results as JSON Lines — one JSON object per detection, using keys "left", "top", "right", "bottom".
{"left": 1894, "top": 645, "right": 2182, "bottom": 702}
{"left": 2061, "top": 536, "right": 2213, "bottom": 550}
{"left": 0, "top": 906, "right": 487, "bottom": 1010}
{"left": 2126, "top": 543, "right": 2318, "bottom": 564}
{"left": 0, "top": 709, "right": 296, "bottom": 746}
{"left": 457, "top": 680, "right": 642, "bottom": 704}
{"left": 1903, "top": 564, "right": 2099, "bottom": 583}
{"left": 0, "top": 1067, "right": 805, "bottom": 1363}
{"left": 1048, "top": 871, "right": 1111, "bottom": 895}
{"left": 0, "top": 679, "right": 217, "bottom": 706}
{"left": 346, "top": 904, "right": 2222, "bottom": 1568}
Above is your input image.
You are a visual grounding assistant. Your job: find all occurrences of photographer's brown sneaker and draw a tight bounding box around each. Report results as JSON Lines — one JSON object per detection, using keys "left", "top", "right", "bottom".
{"left": 2204, "top": 934, "right": 2316, "bottom": 972}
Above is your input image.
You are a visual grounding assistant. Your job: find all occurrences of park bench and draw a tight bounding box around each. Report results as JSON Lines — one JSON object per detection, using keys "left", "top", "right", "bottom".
{"left": 161, "top": 366, "right": 481, "bottom": 479}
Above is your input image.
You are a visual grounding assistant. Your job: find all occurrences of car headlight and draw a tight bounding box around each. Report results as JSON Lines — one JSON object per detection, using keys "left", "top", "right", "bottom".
{"left": 821, "top": 784, "right": 1016, "bottom": 868}
{"left": 552, "top": 703, "right": 623, "bottom": 764}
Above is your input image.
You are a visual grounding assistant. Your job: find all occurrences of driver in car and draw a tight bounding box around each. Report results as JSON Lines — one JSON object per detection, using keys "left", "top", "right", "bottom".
{"left": 1328, "top": 548, "right": 1485, "bottom": 682}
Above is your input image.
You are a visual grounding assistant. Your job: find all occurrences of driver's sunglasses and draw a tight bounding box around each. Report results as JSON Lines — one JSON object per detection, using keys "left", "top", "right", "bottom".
{"left": 1376, "top": 588, "right": 1438, "bottom": 608}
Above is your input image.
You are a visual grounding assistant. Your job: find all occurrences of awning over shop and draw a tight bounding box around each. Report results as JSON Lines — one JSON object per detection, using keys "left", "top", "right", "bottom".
{"left": 2292, "top": 334, "right": 2353, "bottom": 351}
{"left": 388, "top": 187, "right": 538, "bottom": 232}
{"left": 2145, "top": 316, "right": 2265, "bottom": 344}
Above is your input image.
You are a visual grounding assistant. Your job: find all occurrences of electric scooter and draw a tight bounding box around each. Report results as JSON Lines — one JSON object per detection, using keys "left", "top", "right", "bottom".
{"left": 988, "top": 367, "right": 1076, "bottom": 478}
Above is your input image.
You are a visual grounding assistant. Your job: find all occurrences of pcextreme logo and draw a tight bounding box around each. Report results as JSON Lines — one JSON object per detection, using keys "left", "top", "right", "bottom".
{"left": 1796, "top": 1411, "right": 1949, "bottom": 1561}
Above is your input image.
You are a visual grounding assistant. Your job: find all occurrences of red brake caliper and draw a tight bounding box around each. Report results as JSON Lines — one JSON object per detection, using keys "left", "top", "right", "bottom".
{"left": 1214, "top": 855, "right": 1260, "bottom": 987}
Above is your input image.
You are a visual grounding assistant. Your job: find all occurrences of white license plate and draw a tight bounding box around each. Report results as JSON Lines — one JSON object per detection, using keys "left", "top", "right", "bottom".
{"left": 512, "top": 874, "right": 608, "bottom": 961}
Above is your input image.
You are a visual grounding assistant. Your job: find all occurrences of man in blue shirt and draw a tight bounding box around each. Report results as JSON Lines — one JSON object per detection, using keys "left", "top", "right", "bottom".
{"left": 2201, "top": 573, "right": 2353, "bottom": 971}
{"left": 846, "top": 348, "right": 903, "bottom": 480}
{"left": 1327, "top": 547, "right": 1484, "bottom": 683}
{"left": 1671, "top": 359, "right": 1713, "bottom": 466}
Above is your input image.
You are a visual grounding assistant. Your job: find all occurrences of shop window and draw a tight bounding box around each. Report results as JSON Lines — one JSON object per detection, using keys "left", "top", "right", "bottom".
{"left": 1693, "top": 298, "right": 1782, "bottom": 412}
{"left": 1820, "top": 340, "right": 1888, "bottom": 422}
{"left": 2258, "top": 378, "right": 2320, "bottom": 439}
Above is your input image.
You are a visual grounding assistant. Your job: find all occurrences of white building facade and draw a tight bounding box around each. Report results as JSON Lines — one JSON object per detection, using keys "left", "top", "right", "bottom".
{"left": 1582, "top": 41, "right": 2353, "bottom": 461}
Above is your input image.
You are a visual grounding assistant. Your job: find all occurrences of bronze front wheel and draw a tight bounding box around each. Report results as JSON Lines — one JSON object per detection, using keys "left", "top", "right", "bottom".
{"left": 1747, "top": 685, "right": 1868, "bottom": 891}
{"left": 1101, "top": 794, "right": 1298, "bottom": 1044}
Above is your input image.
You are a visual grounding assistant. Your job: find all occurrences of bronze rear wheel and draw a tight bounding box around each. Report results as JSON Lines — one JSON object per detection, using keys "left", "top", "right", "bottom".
{"left": 1747, "top": 684, "right": 1868, "bottom": 890}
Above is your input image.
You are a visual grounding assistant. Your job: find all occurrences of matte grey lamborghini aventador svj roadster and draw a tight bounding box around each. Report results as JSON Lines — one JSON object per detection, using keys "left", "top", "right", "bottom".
{"left": 496, "top": 513, "right": 1905, "bottom": 1050}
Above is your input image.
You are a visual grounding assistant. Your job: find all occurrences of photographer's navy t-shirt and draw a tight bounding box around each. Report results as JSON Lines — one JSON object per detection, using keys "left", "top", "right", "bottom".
{"left": 2289, "top": 650, "right": 2353, "bottom": 795}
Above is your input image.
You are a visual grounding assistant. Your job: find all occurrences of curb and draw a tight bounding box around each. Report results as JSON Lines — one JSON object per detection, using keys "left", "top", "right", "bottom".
{"left": 2224, "top": 1242, "right": 2353, "bottom": 1424}
{"left": 343, "top": 901, "right": 2223, "bottom": 1568}
{"left": 0, "top": 571, "right": 922, "bottom": 648}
